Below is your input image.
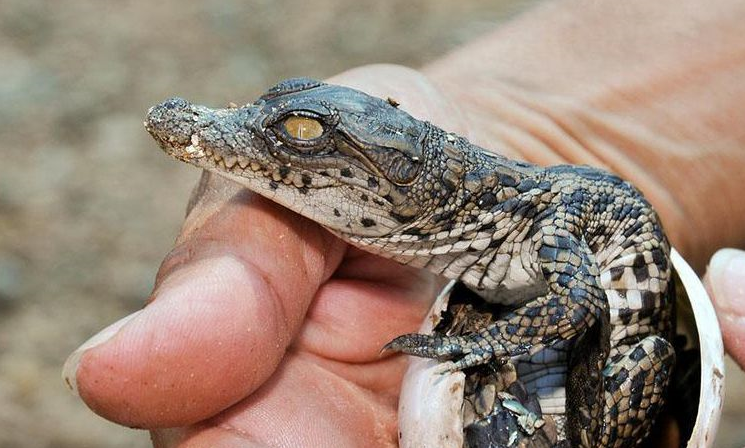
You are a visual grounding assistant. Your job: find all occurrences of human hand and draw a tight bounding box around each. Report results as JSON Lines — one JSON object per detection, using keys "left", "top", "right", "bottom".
{"left": 62, "top": 65, "right": 465, "bottom": 448}
{"left": 706, "top": 249, "right": 745, "bottom": 369}
{"left": 64, "top": 0, "right": 745, "bottom": 444}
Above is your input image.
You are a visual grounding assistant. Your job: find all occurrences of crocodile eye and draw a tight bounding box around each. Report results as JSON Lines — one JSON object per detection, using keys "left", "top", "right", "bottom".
{"left": 283, "top": 116, "right": 324, "bottom": 140}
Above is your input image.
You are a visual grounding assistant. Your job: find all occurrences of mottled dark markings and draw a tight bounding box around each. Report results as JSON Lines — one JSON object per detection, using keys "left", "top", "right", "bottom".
{"left": 633, "top": 264, "right": 650, "bottom": 282}
{"left": 610, "top": 266, "right": 625, "bottom": 281}
{"left": 537, "top": 180, "right": 552, "bottom": 190}
{"left": 617, "top": 308, "right": 635, "bottom": 324}
{"left": 389, "top": 211, "right": 415, "bottom": 224}
{"left": 653, "top": 337, "right": 669, "bottom": 357}
{"left": 570, "top": 307, "right": 588, "bottom": 326}
{"left": 555, "top": 235, "right": 572, "bottom": 249}
{"left": 629, "top": 346, "right": 647, "bottom": 361}
{"left": 640, "top": 291, "right": 656, "bottom": 310}
{"left": 516, "top": 178, "right": 538, "bottom": 193}
{"left": 651, "top": 248, "right": 667, "bottom": 269}
{"left": 527, "top": 207, "right": 557, "bottom": 237}
{"left": 477, "top": 192, "right": 497, "bottom": 208}
{"left": 615, "top": 367, "right": 629, "bottom": 386}
{"left": 442, "top": 174, "right": 458, "bottom": 191}
{"left": 498, "top": 173, "right": 518, "bottom": 187}
{"left": 539, "top": 245, "right": 559, "bottom": 261}
{"left": 432, "top": 209, "right": 455, "bottom": 224}
{"left": 149, "top": 80, "right": 675, "bottom": 448}
{"left": 558, "top": 274, "right": 573, "bottom": 287}
{"left": 628, "top": 373, "right": 646, "bottom": 408}
{"left": 487, "top": 235, "right": 506, "bottom": 249}
{"left": 500, "top": 197, "right": 520, "bottom": 213}
{"left": 571, "top": 190, "right": 585, "bottom": 203}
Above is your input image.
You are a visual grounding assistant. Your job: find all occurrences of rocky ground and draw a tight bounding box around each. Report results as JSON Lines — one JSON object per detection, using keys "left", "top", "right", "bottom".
{"left": 0, "top": 0, "right": 742, "bottom": 447}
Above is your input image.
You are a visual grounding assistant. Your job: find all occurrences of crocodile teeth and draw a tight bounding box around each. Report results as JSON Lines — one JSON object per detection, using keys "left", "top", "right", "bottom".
{"left": 238, "top": 158, "right": 249, "bottom": 169}
{"left": 292, "top": 175, "right": 305, "bottom": 188}
{"left": 250, "top": 162, "right": 261, "bottom": 171}
{"left": 272, "top": 171, "right": 282, "bottom": 182}
{"left": 224, "top": 155, "right": 238, "bottom": 169}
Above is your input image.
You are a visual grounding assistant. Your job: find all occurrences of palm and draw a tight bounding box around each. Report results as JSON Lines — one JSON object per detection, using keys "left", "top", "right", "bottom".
{"left": 146, "top": 191, "right": 442, "bottom": 447}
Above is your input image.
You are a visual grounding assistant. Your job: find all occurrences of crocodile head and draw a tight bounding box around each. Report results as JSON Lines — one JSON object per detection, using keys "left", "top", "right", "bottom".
{"left": 145, "top": 78, "right": 454, "bottom": 237}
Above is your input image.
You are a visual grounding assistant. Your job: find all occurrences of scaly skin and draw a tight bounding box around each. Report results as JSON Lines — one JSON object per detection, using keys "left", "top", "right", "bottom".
{"left": 145, "top": 78, "right": 675, "bottom": 448}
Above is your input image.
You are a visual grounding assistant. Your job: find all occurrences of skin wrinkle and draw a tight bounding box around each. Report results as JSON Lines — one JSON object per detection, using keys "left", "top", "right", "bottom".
{"left": 432, "top": 79, "right": 566, "bottom": 165}
{"left": 215, "top": 356, "right": 396, "bottom": 448}
{"left": 241, "top": 255, "right": 292, "bottom": 350}
{"left": 216, "top": 421, "right": 254, "bottom": 443}
{"left": 568, "top": 108, "right": 702, "bottom": 259}
{"left": 299, "top": 277, "right": 431, "bottom": 364}
{"left": 435, "top": 77, "right": 694, "bottom": 266}
{"left": 472, "top": 84, "right": 610, "bottom": 168}
{"left": 503, "top": 90, "right": 693, "bottom": 259}
{"left": 494, "top": 85, "right": 611, "bottom": 168}
{"left": 588, "top": 27, "right": 745, "bottom": 132}
{"left": 291, "top": 348, "right": 406, "bottom": 396}
{"left": 473, "top": 112, "right": 565, "bottom": 164}
{"left": 422, "top": 0, "right": 745, "bottom": 271}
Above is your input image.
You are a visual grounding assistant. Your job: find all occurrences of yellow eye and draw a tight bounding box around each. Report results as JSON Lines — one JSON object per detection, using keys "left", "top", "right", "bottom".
{"left": 283, "top": 116, "right": 324, "bottom": 140}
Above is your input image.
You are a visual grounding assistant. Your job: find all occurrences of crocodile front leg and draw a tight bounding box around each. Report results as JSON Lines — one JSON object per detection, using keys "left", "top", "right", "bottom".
{"left": 386, "top": 228, "right": 608, "bottom": 371}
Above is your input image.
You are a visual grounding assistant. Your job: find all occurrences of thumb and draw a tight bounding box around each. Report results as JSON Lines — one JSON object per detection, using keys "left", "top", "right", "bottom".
{"left": 705, "top": 248, "right": 745, "bottom": 369}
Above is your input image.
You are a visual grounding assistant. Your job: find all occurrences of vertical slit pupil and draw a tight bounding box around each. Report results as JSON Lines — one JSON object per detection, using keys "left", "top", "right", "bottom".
{"left": 284, "top": 116, "right": 324, "bottom": 140}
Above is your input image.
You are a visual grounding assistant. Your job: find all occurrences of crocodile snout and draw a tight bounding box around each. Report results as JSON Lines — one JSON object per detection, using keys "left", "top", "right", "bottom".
{"left": 145, "top": 97, "right": 196, "bottom": 149}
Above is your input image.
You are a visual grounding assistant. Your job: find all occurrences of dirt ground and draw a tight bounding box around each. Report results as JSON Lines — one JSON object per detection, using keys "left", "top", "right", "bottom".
{"left": 0, "top": 0, "right": 743, "bottom": 447}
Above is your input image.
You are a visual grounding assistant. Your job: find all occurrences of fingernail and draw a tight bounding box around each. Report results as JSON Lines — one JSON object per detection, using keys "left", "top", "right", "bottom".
{"left": 62, "top": 310, "right": 143, "bottom": 396}
{"left": 707, "top": 248, "right": 745, "bottom": 316}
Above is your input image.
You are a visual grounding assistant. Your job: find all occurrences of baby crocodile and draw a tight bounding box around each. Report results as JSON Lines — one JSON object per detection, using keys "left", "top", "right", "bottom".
{"left": 145, "top": 78, "right": 675, "bottom": 448}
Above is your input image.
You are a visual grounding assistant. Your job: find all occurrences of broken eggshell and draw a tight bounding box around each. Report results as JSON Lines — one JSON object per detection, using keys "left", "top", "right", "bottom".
{"left": 397, "top": 249, "right": 725, "bottom": 448}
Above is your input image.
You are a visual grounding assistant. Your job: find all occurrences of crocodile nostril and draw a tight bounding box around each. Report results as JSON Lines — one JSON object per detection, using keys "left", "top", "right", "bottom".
{"left": 162, "top": 97, "right": 190, "bottom": 110}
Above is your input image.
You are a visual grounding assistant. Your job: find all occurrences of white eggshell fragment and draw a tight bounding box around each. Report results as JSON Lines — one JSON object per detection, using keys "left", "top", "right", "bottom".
{"left": 398, "top": 250, "right": 726, "bottom": 448}
{"left": 671, "top": 249, "right": 725, "bottom": 448}
{"left": 399, "top": 281, "right": 465, "bottom": 448}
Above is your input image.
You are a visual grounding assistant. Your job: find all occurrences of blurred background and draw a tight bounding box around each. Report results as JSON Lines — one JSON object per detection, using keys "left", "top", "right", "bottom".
{"left": 0, "top": 0, "right": 742, "bottom": 447}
